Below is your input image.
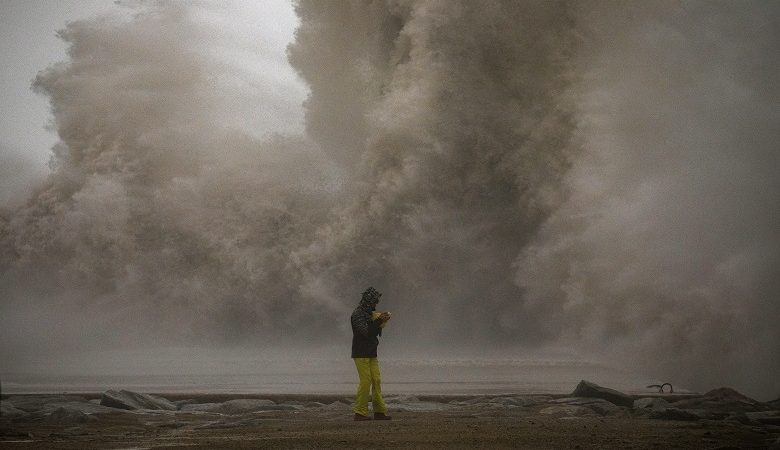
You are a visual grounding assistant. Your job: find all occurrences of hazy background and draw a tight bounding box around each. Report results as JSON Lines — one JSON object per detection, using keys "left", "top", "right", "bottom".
{"left": 1, "top": 1, "right": 778, "bottom": 400}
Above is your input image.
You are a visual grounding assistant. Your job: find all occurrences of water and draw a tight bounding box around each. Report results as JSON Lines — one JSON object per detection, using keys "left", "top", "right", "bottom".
{"left": 1, "top": 358, "right": 656, "bottom": 395}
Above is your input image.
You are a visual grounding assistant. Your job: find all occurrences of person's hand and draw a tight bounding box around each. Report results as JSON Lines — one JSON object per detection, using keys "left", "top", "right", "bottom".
{"left": 378, "top": 312, "right": 391, "bottom": 323}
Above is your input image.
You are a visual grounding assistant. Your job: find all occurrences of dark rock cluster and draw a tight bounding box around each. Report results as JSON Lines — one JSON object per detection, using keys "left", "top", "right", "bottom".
{"left": 571, "top": 380, "right": 779, "bottom": 428}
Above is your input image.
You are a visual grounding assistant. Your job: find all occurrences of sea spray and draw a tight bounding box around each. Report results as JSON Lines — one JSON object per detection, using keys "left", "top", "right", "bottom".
{"left": 1, "top": 1, "right": 778, "bottom": 399}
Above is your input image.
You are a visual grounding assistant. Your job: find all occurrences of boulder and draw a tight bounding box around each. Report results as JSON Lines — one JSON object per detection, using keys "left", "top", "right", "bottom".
{"left": 387, "top": 401, "right": 449, "bottom": 412}
{"left": 550, "top": 397, "right": 622, "bottom": 416}
{"left": 4, "top": 395, "right": 125, "bottom": 416}
{"left": 551, "top": 397, "right": 606, "bottom": 405}
{"left": 648, "top": 407, "right": 702, "bottom": 421}
{"left": 703, "top": 387, "right": 759, "bottom": 404}
{"left": 385, "top": 396, "right": 449, "bottom": 412}
{"left": 42, "top": 401, "right": 121, "bottom": 415}
{"left": 489, "top": 396, "right": 537, "bottom": 407}
{"left": 571, "top": 380, "right": 634, "bottom": 408}
{"left": 582, "top": 400, "right": 622, "bottom": 416}
{"left": 726, "top": 413, "right": 756, "bottom": 425}
{"left": 633, "top": 397, "right": 671, "bottom": 411}
{"left": 672, "top": 387, "right": 766, "bottom": 413}
{"left": 539, "top": 405, "right": 597, "bottom": 417}
{"left": 462, "top": 396, "right": 490, "bottom": 405}
{"left": 179, "top": 402, "right": 223, "bottom": 412}
{"left": 284, "top": 400, "right": 325, "bottom": 408}
{"left": 745, "top": 411, "right": 780, "bottom": 426}
{"left": 219, "top": 399, "right": 277, "bottom": 414}
{"left": 180, "top": 399, "right": 277, "bottom": 415}
{"left": 321, "top": 401, "right": 351, "bottom": 411}
{"left": 216, "top": 399, "right": 277, "bottom": 415}
{"left": 100, "top": 390, "right": 177, "bottom": 411}
{"left": 1, "top": 403, "right": 27, "bottom": 417}
{"left": 44, "top": 407, "right": 96, "bottom": 425}
{"left": 5, "top": 395, "right": 87, "bottom": 412}
{"left": 253, "top": 403, "right": 303, "bottom": 412}
{"left": 388, "top": 395, "right": 420, "bottom": 403}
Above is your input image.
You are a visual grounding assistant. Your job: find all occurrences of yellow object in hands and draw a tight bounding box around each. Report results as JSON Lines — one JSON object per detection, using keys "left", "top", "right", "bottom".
{"left": 372, "top": 311, "right": 391, "bottom": 328}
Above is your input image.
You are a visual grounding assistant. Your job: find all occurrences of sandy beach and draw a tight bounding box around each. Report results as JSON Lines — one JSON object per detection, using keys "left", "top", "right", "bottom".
{"left": 2, "top": 388, "right": 779, "bottom": 449}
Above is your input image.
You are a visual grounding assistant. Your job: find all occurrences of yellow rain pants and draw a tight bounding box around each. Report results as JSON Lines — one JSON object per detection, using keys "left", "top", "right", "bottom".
{"left": 352, "top": 357, "right": 387, "bottom": 416}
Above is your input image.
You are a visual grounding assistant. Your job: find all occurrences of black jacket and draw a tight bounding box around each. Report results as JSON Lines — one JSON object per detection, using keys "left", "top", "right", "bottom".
{"left": 351, "top": 303, "right": 382, "bottom": 358}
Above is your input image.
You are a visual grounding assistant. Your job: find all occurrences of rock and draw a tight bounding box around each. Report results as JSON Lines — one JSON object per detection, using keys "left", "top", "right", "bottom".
{"left": 284, "top": 400, "right": 325, "bottom": 408}
{"left": 551, "top": 397, "right": 605, "bottom": 405}
{"left": 180, "top": 399, "right": 278, "bottom": 415}
{"left": 539, "top": 405, "right": 597, "bottom": 417}
{"left": 703, "top": 387, "right": 759, "bottom": 404}
{"left": 5, "top": 395, "right": 87, "bottom": 412}
{"left": 1, "top": 403, "right": 28, "bottom": 417}
{"left": 388, "top": 395, "right": 420, "bottom": 403}
{"left": 5, "top": 396, "right": 123, "bottom": 416}
{"left": 215, "top": 399, "right": 277, "bottom": 415}
{"left": 571, "top": 380, "right": 634, "bottom": 408}
{"left": 550, "top": 397, "right": 621, "bottom": 416}
{"left": 253, "top": 403, "right": 303, "bottom": 411}
{"left": 584, "top": 400, "right": 623, "bottom": 416}
{"left": 726, "top": 413, "right": 756, "bottom": 425}
{"left": 632, "top": 398, "right": 671, "bottom": 417}
{"left": 648, "top": 407, "right": 702, "bottom": 421}
{"left": 672, "top": 387, "right": 767, "bottom": 413}
{"left": 100, "top": 390, "right": 177, "bottom": 411}
{"left": 490, "top": 396, "right": 537, "bottom": 407}
{"left": 321, "top": 401, "right": 351, "bottom": 411}
{"left": 387, "top": 402, "right": 449, "bottom": 412}
{"left": 44, "top": 407, "right": 96, "bottom": 425}
{"left": 385, "top": 397, "right": 449, "bottom": 412}
{"left": 462, "top": 396, "right": 489, "bottom": 405}
{"left": 179, "top": 403, "right": 223, "bottom": 412}
{"left": 42, "top": 401, "right": 121, "bottom": 415}
{"left": 745, "top": 411, "right": 780, "bottom": 426}
{"left": 633, "top": 397, "right": 671, "bottom": 411}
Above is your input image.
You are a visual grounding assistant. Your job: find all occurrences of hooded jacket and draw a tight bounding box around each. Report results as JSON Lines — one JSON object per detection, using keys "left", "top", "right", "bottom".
{"left": 351, "top": 300, "right": 382, "bottom": 358}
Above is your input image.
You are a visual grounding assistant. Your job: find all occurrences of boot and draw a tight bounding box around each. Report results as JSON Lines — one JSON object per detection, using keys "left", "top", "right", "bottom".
{"left": 353, "top": 413, "right": 371, "bottom": 421}
{"left": 373, "top": 412, "right": 392, "bottom": 420}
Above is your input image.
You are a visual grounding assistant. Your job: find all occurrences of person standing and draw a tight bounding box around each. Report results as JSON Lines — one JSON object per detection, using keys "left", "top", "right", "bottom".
{"left": 351, "top": 287, "right": 391, "bottom": 421}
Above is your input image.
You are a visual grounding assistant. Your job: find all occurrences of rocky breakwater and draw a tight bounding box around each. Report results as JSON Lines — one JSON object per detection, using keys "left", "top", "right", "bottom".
{"left": 1, "top": 385, "right": 778, "bottom": 448}
{"left": 561, "top": 380, "right": 780, "bottom": 434}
